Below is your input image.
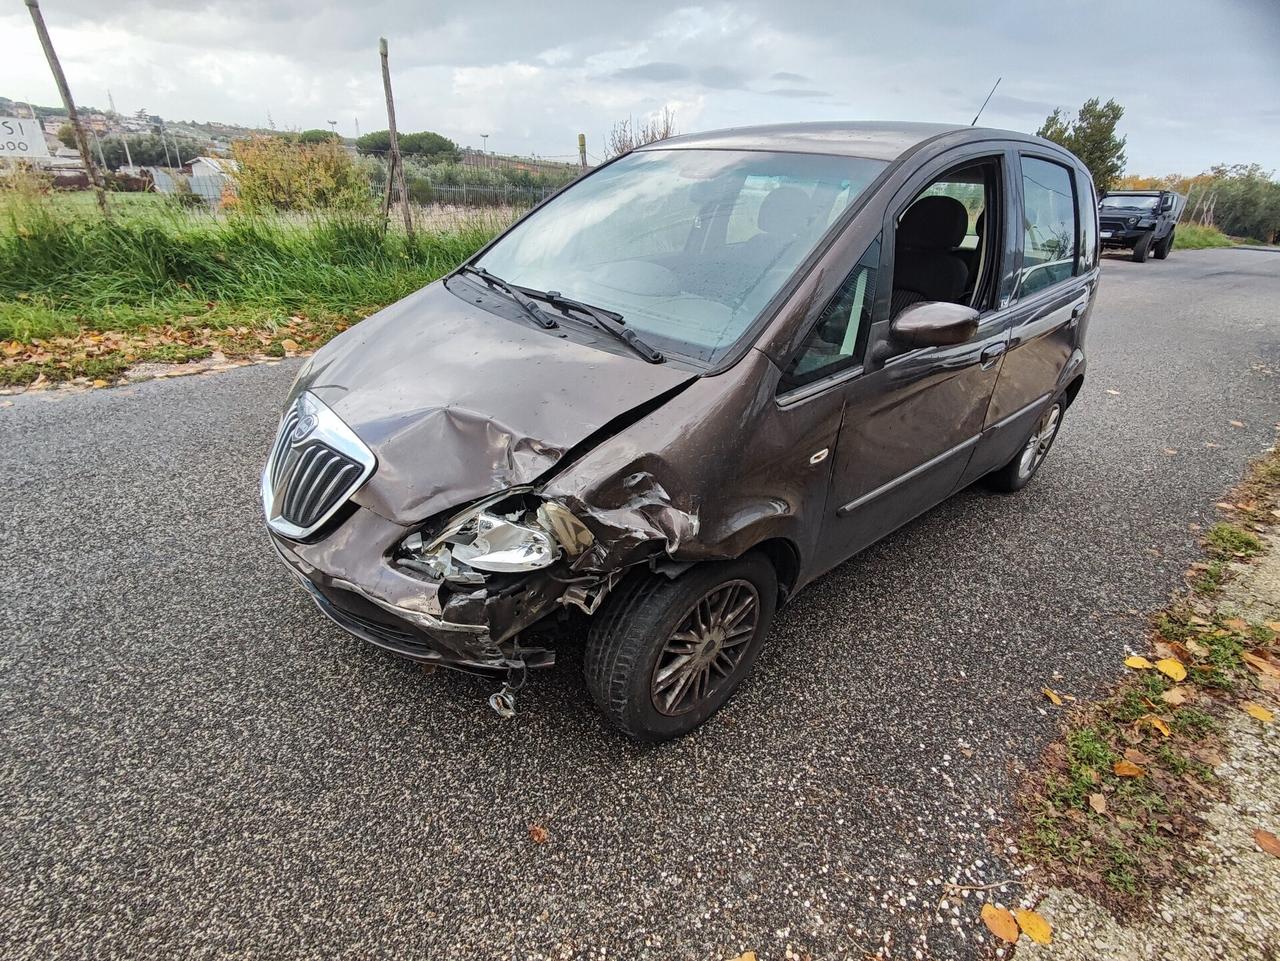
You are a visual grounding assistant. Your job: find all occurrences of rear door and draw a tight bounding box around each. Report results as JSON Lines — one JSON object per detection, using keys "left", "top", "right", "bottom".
{"left": 967, "top": 152, "right": 1090, "bottom": 478}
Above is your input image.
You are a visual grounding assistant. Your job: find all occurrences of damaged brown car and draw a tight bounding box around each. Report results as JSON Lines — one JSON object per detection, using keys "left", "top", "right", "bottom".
{"left": 263, "top": 121, "right": 1097, "bottom": 741}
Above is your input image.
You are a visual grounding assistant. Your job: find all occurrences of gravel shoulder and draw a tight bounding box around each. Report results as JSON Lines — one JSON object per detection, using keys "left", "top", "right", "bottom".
{"left": 1021, "top": 531, "right": 1280, "bottom": 961}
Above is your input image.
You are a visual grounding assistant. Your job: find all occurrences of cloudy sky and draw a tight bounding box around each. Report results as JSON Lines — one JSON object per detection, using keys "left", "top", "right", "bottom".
{"left": 4, "top": 0, "right": 1278, "bottom": 173}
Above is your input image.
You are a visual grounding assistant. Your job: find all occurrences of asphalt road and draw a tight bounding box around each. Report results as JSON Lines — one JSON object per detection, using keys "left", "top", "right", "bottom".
{"left": 3, "top": 248, "right": 1279, "bottom": 961}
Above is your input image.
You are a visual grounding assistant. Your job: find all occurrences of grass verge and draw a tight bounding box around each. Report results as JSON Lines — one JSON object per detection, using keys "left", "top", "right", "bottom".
{"left": 0, "top": 192, "right": 506, "bottom": 387}
{"left": 1017, "top": 446, "right": 1280, "bottom": 908}
{"left": 1171, "top": 224, "right": 1236, "bottom": 249}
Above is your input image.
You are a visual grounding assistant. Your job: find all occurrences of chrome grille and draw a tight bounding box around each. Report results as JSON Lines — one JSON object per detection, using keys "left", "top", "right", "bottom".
{"left": 262, "top": 392, "right": 375, "bottom": 540}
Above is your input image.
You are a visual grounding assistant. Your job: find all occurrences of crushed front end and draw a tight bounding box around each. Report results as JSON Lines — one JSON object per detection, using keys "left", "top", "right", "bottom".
{"left": 263, "top": 391, "right": 618, "bottom": 679}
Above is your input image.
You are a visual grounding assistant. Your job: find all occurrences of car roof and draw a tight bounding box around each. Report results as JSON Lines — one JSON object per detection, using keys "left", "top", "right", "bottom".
{"left": 643, "top": 121, "right": 1045, "bottom": 162}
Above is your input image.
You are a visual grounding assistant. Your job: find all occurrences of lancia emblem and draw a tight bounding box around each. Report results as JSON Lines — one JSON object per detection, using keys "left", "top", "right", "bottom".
{"left": 291, "top": 399, "right": 318, "bottom": 444}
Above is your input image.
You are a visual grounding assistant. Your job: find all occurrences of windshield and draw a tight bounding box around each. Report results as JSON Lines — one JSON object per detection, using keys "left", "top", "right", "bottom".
{"left": 473, "top": 148, "right": 887, "bottom": 363}
{"left": 1100, "top": 194, "right": 1159, "bottom": 211}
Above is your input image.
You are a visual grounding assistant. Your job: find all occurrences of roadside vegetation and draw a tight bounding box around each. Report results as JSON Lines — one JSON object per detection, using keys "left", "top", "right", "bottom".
{"left": 0, "top": 163, "right": 505, "bottom": 388}
{"left": 1170, "top": 224, "right": 1236, "bottom": 249}
{"left": 1017, "top": 447, "right": 1280, "bottom": 907}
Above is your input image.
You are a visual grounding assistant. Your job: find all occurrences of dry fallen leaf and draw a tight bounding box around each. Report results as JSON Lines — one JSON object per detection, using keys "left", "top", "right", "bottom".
{"left": 1185, "top": 639, "right": 1210, "bottom": 658}
{"left": 980, "top": 904, "right": 1019, "bottom": 943}
{"left": 91, "top": 379, "right": 108, "bottom": 388}
{"left": 1140, "top": 714, "right": 1172, "bottom": 737}
{"left": 1160, "top": 686, "right": 1191, "bottom": 706}
{"left": 527, "top": 824, "right": 550, "bottom": 844}
{"left": 1215, "top": 502, "right": 1237, "bottom": 511}
{"left": 1088, "top": 792, "right": 1107, "bottom": 815}
{"left": 1224, "top": 617, "right": 1250, "bottom": 633}
{"left": 1243, "top": 702, "right": 1275, "bottom": 723}
{"left": 1125, "top": 655, "right": 1155, "bottom": 670}
{"left": 1114, "top": 759, "right": 1145, "bottom": 778}
{"left": 281, "top": 338, "right": 301, "bottom": 354}
{"left": 1105, "top": 389, "right": 1121, "bottom": 395}
{"left": 1014, "top": 908, "right": 1053, "bottom": 945}
{"left": 1156, "top": 658, "right": 1187, "bottom": 682}
{"left": 1043, "top": 687, "right": 1064, "bottom": 706}
{"left": 1256, "top": 829, "right": 1280, "bottom": 859}
{"left": 1265, "top": 620, "right": 1280, "bottom": 634}
{"left": 727, "top": 953, "right": 758, "bottom": 961}
{"left": 1243, "top": 651, "right": 1280, "bottom": 678}
{"left": 1229, "top": 420, "right": 1245, "bottom": 428}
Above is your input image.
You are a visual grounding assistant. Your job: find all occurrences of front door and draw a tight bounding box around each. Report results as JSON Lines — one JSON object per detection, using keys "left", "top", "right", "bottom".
{"left": 812, "top": 149, "right": 1014, "bottom": 570}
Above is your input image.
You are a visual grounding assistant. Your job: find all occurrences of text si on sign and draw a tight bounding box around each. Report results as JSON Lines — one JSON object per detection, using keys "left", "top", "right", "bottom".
{"left": 0, "top": 118, "right": 52, "bottom": 159}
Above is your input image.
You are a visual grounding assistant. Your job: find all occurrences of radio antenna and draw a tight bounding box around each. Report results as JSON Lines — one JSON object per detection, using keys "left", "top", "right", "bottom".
{"left": 970, "top": 77, "right": 1001, "bottom": 126}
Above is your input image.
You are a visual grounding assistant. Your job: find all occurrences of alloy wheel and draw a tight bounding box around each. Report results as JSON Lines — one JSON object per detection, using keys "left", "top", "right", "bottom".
{"left": 650, "top": 579, "right": 760, "bottom": 716}
{"left": 1017, "top": 403, "right": 1062, "bottom": 480}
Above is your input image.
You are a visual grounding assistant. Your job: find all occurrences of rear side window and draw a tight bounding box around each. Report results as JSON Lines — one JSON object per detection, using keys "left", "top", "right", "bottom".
{"left": 1077, "top": 173, "right": 1098, "bottom": 272}
{"left": 1019, "top": 157, "right": 1077, "bottom": 296}
{"left": 780, "top": 238, "right": 879, "bottom": 392}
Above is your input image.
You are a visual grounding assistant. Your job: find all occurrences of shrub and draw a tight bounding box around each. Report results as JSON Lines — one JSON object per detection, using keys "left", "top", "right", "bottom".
{"left": 230, "top": 136, "right": 371, "bottom": 213}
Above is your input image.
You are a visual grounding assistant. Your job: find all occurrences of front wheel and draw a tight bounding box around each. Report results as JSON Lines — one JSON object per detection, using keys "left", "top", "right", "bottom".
{"left": 984, "top": 400, "right": 1064, "bottom": 493}
{"left": 1154, "top": 229, "right": 1174, "bottom": 259}
{"left": 583, "top": 554, "right": 777, "bottom": 743}
{"left": 1132, "top": 233, "right": 1152, "bottom": 262}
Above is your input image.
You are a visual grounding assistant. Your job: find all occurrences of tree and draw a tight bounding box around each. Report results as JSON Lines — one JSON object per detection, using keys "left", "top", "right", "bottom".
{"left": 1036, "top": 98, "right": 1126, "bottom": 193}
{"left": 56, "top": 122, "right": 76, "bottom": 149}
{"left": 606, "top": 107, "right": 677, "bottom": 159}
{"left": 299, "top": 128, "right": 341, "bottom": 144}
{"left": 399, "top": 131, "right": 460, "bottom": 163}
{"left": 356, "top": 129, "right": 459, "bottom": 163}
{"left": 355, "top": 130, "right": 391, "bottom": 155}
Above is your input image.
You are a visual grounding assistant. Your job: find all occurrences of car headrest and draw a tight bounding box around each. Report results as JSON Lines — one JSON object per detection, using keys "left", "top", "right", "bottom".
{"left": 757, "top": 186, "right": 811, "bottom": 236}
{"left": 898, "top": 195, "right": 969, "bottom": 249}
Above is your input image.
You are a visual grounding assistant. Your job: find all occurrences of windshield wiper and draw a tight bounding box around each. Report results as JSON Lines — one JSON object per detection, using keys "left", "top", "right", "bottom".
{"left": 457, "top": 265, "right": 558, "bottom": 330}
{"left": 538, "top": 289, "right": 665, "bottom": 364}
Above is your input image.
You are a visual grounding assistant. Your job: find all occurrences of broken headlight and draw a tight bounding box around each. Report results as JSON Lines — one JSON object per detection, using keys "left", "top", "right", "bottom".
{"left": 397, "top": 493, "right": 593, "bottom": 584}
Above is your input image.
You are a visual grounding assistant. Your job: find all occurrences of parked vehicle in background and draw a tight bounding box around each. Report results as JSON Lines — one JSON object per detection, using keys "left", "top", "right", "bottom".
{"left": 263, "top": 121, "right": 1099, "bottom": 742}
{"left": 1098, "top": 189, "right": 1183, "bottom": 262}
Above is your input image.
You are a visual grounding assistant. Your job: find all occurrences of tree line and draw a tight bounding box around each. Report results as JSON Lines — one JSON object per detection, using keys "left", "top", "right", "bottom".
{"left": 1036, "top": 98, "right": 1279, "bottom": 243}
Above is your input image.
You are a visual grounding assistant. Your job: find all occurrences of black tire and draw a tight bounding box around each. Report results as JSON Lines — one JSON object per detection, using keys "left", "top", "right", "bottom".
{"left": 1132, "top": 233, "right": 1152, "bottom": 262}
{"left": 984, "top": 398, "right": 1064, "bottom": 493}
{"left": 1154, "top": 229, "right": 1174, "bottom": 259}
{"left": 583, "top": 554, "right": 778, "bottom": 743}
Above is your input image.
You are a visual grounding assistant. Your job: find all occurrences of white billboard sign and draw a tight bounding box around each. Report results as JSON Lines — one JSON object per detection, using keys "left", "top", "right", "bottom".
{"left": 0, "top": 117, "right": 52, "bottom": 159}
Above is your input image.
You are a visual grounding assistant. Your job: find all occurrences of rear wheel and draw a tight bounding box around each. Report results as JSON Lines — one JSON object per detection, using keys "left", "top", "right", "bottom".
{"left": 583, "top": 554, "right": 777, "bottom": 743}
{"left": 1132, "top": 233, "right": 1152, "bottom": 262}
{"left": 984, "top": 399, "right": 1063, "bottom": 493}
{"left": 1154, "top": 229, "right": 1174, "bottom": 259}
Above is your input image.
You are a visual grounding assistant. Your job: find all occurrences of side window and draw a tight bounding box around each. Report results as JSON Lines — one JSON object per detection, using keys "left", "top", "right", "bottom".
{"left": 1018, "top": 157, "right": 1078, "bottom": 296}
{"left": 1076, "top": 173, "right": 1097, "bottom": 273}
{"left": 780, "top": 239, "right": 879, "bottom": 392}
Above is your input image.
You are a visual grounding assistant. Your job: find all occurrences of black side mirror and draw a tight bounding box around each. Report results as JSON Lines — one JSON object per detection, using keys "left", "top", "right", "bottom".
{"left": 889, "top": 301, "right": 980, "bottom": 349}
{"left": 1160, "top": 195, "right": 1175, "bottom": 212}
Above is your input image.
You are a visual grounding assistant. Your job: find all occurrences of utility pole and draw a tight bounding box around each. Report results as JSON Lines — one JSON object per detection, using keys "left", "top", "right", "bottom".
{"left": 378, "top": 38, "right": 413, "bottom": 237}
{"left": 24, "top": 0, "right": 109, "bottom": 215}
{"left": 578, "top": 132, "right": 587, "bottom": 170}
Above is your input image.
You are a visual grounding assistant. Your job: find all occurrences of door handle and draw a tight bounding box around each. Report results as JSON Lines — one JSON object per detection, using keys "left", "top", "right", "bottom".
{"left": 1070, "top": 302, "right": 1087, "bottom": 323}
{"left": 980, "top": 342, "right": 1007, "bottom": 368}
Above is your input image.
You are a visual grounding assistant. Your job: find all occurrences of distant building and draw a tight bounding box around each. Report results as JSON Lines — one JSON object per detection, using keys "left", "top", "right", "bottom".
{"left": 42, "top": 117, "right": 67, "bottom": 135}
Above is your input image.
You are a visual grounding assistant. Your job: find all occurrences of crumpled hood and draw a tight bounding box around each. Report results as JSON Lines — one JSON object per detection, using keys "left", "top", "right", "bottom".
{"left": 298, "top": 279, "right": 697, "bottom": 525}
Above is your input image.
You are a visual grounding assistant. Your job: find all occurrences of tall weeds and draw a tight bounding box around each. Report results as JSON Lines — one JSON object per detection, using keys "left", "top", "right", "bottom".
{"left": 0, "top": 192, "right": 505, "bottom": 341}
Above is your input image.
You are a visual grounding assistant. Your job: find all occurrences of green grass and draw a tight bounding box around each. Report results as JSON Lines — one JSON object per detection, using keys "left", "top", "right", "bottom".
{"left": 1171, "top": 223, "right": 1235, "bottom": 249}
{"left": 1205, "top": 522, "right": 1264, "bottom": 558}
{"left": 0, "top": 192, "right": 504, "bottom": 347}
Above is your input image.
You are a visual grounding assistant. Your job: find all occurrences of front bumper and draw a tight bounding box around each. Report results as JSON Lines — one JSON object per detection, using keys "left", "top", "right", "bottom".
{"left": 1099, "top": 227, "right": 1152, "bottom": 247}
{"left": 269, "top": 507, "right": 557, "bottom": 673}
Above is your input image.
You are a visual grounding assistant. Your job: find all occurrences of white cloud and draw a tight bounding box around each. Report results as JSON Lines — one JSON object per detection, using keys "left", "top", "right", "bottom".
{"left": 1, "top": 1, "right": 1277, "bottom": 172}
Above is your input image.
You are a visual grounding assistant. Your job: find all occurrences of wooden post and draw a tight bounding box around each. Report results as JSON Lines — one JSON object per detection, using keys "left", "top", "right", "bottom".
{"left": 578, "top": 132, "right": 587, "bottom": 170}
{"left": 379, "top": 38, "right": 413, "bottom": 237}
{"left": 24, "top": 0, "right": 109, "bottom": 216}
